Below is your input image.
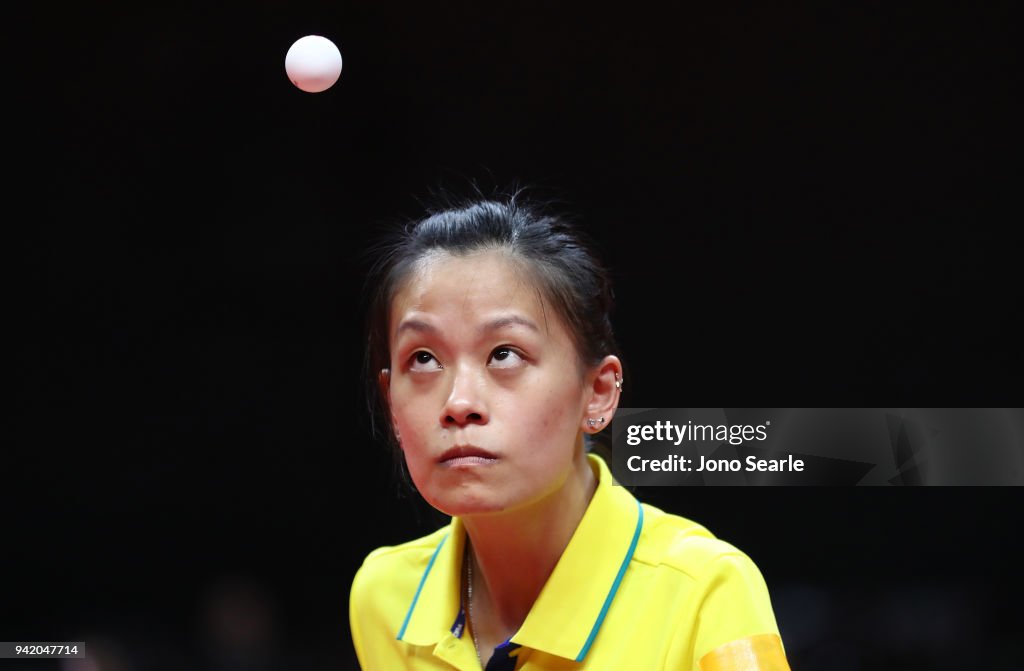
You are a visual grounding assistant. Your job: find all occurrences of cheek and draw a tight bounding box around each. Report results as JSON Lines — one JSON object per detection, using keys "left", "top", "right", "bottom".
{"left": 391, "top": 396, "right": 433, "bottom": 447}
{"left": 521, "top": 388, "right": 582, "bottom": 437}
{"left": 391, "top": 409, "right": 415, "bottom": 441}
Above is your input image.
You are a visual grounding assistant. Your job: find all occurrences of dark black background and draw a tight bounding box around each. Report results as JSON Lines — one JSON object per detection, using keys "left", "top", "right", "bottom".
{"left": 8, "top": 1, "right": 1021, "bottom": 669}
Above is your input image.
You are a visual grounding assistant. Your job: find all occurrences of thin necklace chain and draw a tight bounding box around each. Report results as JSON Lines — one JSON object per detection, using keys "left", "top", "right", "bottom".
{"left": 466, "top": 549, "right": 483, "bottom": 666}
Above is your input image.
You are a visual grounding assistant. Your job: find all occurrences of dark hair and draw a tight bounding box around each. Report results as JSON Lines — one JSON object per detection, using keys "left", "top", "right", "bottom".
{"left": 360, "top": 186, "right": 622, "bottom": 485}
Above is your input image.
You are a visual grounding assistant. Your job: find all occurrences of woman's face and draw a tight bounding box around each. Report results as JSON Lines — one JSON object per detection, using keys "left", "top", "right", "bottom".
{"left": 386, "top": 249, "right": 592, "bottom": 517}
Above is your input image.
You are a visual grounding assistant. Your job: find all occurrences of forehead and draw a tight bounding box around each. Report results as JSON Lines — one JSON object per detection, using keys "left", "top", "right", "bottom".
{"left": 389, "top": 249, "right": 552, "bottom": 332}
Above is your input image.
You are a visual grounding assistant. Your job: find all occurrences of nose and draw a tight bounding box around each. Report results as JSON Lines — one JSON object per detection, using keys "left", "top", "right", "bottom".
{"left": 440, "top": 364, "right": 489, "bottom": 427}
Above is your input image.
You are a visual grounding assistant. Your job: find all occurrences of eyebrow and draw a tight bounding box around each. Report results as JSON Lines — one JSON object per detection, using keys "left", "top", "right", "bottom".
{"left": 481, "top": 315, "right": 540, "bottom": 334}
{"left": 395, "top": 314, "right": 540, "bottom": 337}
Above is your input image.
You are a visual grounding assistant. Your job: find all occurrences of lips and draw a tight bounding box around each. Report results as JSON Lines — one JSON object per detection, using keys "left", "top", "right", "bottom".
{"left": 438, "top": 445, "right": 498, "bottom": 465}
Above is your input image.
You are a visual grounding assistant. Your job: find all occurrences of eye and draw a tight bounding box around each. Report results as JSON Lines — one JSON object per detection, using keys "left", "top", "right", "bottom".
{"left": 489, "top": 347, "right": 525, "bottom": 369}
{"left": 409, "top": 350, "right": 443, "bottom": 372}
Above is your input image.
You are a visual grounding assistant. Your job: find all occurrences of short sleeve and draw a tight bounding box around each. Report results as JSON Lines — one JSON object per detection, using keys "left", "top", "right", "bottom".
{"left": 691, "top": 553, "right": 790, "bottom": 671}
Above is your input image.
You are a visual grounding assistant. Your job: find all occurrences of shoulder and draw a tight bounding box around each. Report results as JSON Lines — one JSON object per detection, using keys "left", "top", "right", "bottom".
{"left": 633, "top": 502, "right": 762, "bottom": 582}
{"left": 631, "top": 503, "right": 783, "bottom": 656}
{"left": 350, "top": 525, "right": 451, "bottom": 608}
{"left": 348, "top": 525, "right": 455, "bottom": 666}
{"left": 352, "top": 528, "right": 448, "bottom": 590}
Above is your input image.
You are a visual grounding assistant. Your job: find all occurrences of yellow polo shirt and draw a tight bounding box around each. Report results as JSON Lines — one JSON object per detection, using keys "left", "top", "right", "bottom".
{"left": 349, "top": 454, "right": 789, "bottom": 670}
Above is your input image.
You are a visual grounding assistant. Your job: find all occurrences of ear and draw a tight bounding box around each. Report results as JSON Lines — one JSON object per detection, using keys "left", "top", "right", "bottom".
{"left": 379, "top": 368, "right": 401, "bottom": 443}
{"left": 581, "top": 355, "right": 624, "bottom": 434}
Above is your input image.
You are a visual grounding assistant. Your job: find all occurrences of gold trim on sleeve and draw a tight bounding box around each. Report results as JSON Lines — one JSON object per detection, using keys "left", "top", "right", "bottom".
{"left": 699, "top": 633, "right": 791, "bottom": 671}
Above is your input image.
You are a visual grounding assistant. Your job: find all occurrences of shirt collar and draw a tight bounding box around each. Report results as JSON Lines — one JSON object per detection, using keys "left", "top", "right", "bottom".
{"left": 397, "top": 454, "right": 643, "bottom": 662}
{"left": 396, "top": 516, "right": 466, "bottom": 646}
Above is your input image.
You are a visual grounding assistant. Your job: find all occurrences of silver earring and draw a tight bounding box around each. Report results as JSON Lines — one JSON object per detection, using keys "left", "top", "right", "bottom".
{"left": 587, "top": 416, "right": 606, "bottom": 428}
{"left": 614, "top": 374, "right": 623, "bottom": 390}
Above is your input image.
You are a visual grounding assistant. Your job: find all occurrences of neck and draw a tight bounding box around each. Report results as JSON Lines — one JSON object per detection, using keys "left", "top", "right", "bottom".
{"left": 462, "top": 451, "right": 598, "bottom": 639}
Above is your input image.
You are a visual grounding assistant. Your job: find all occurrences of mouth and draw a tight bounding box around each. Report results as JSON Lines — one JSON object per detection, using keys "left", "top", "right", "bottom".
{"left": 438, "top": 445, "right": 499, "bottom": 467}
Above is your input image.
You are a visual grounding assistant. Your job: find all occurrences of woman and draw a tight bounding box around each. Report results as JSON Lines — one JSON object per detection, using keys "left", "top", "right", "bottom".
{"left": 350, "top": 190, "right": 790, "bottom": 670}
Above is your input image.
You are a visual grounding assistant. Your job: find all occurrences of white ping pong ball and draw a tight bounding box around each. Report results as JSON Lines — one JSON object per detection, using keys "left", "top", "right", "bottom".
{"left": 285, "top": 35, "right": 342, "bottom": 93}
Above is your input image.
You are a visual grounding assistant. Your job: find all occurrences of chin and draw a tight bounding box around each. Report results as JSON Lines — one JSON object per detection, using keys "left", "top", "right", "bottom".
{"left": 425, "top": 491, "right": 514, "bottom": 518}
